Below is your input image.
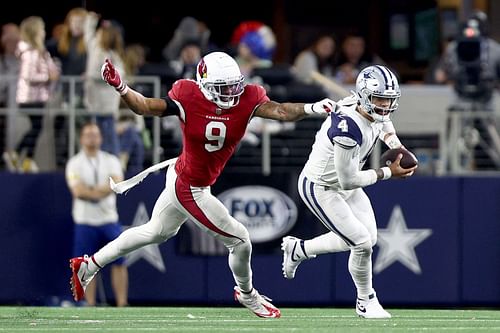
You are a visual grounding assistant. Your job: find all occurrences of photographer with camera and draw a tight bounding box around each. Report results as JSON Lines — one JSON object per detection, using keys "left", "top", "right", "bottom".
{"left": 434, "top": 10, "right": 500, "bottom": 171}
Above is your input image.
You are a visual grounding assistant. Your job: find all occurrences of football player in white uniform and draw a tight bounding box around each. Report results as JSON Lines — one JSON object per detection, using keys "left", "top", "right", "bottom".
{"left": 281, "top": 65, "right": 417, "bottom": 319}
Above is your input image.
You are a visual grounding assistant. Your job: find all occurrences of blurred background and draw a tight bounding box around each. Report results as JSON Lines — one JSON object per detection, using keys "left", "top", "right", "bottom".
{"left": 0, "top": 0, "right": 499, "bottom": 308}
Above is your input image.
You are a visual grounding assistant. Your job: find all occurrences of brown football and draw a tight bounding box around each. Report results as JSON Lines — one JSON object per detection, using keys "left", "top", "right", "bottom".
{"left": 380, "top": 147, "right": 418, "bottom": 169}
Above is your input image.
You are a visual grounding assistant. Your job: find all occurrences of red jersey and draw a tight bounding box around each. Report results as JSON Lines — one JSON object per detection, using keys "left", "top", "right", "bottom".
{"left": 168, "top": 79, "right": 269, "bottom": 187}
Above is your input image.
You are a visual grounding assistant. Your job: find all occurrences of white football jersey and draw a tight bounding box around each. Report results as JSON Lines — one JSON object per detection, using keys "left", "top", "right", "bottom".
{"left": 302, "top": 103, "right": 394, "bottom": 190}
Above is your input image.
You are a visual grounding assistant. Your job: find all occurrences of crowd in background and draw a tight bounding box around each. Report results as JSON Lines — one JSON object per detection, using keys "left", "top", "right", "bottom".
{"left": 0, "top": 7, "right": 497, "bottom": 174}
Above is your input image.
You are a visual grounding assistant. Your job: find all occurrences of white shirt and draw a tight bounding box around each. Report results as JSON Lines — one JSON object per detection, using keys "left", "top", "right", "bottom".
{"left": 302, "top": 102, "right": 396, "bottom": 191}
{"left": 66, "top": 150, "right": 123, "bottom": 225}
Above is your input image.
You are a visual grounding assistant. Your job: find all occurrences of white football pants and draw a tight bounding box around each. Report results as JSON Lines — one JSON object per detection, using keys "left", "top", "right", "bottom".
{"left": 93, "top": 165, "right": 253, "bottom": 292}
{"left": 298, "top": 171, "right": 377, "bottom": 298}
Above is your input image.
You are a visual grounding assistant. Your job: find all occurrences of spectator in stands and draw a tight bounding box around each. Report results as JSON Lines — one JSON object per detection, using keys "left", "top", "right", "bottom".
{"left": 231, "top": 21, "right": 288, "bottom": 146}
{"left": 293, "top": 34, "right": 337, "bottom": 85}
{"left": 115, "top": 113, "right": 145, "bottom": 174}
{"left": 169, "top": 38, "right": 202, "bottom": 80}
{"left": 66, "top": 122, "right": 128, "bottom": 307}
{"left": 47, "top": 7, "right": 87, "bottom": 86}
{"left": 233, "top": 22, "right": 275, "bottom": 82}
{"left": 3, "top": 16, "right": 60, "bottom": 173}
{"left": 84, "top": 12, "right": 125, "bottom": 156}
{"left": 123, "top": 43, "right": 147, "bottom": 77}
{"left": 0, "top": 23, "right": 20, "bottom": 170}
{"left": 47, "top": 7, "right": 88, "bottom": 168}
{"left": 119, "top": 43, "right": 149, "bottom": 174}
{"left": 335, "top": 33, "right": 385, "bottom": 85}
{"left": 162, "top": 16, "right": 215, "bottom": 62}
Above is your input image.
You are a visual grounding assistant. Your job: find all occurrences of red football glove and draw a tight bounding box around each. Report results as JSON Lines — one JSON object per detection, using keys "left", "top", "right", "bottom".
{"left": 101, "top": 58, "right": 128, "bottom": 95}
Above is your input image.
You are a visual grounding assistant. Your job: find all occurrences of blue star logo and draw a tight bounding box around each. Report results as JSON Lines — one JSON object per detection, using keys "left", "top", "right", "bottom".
{"left": 363, "top": 71, "right": 374, "bottom": 79}
{"left": 125, "top": 202, "right": 166, "bottom": 272}
{"left": 374, "top": 205, "right": 432, "bottom": 274}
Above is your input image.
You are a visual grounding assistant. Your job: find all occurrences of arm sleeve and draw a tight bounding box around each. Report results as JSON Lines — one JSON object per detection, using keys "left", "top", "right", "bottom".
{"left": 379, "top": 120, "right": 402, "bottom": 148}
{"left": 379, "top": 121, "right": 396, "bottom": 139}
{"left": 160, "top": 96, "right": 181, "bottom": 117}
{"left": 333, "top": 144, "right": 378, "bottom": 190}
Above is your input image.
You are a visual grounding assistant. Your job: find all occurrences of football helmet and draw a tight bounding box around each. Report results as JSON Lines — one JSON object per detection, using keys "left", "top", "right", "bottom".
{"left": 355, "top": 65, "right": 401, "bottom": 122}
{"left": 196, "top": 52, "right": 245, "bottom": 109}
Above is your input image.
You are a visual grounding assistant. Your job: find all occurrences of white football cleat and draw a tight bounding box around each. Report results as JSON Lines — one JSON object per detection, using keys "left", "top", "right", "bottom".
{"left": 356, "top": 293, "right": 391, "bottom": 319}
{"left": 69, "top": 255, "right": 96, "bottom": 302}
{"left": 234, "top": 287, "right": 281, "bottom": 318}
{"left": 281, "top": 236, "right": 314, "bottom": 279}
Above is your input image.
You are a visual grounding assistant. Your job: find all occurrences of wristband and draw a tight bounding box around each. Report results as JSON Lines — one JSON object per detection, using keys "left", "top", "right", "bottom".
{"left": 304, "top": 103, "right": 314, "bottom": 115}
{"left": 381, "top": 167, "right": 392, "bottom": 180}
{"left": 116, "top": 82, "right": 128, "bottom": 96}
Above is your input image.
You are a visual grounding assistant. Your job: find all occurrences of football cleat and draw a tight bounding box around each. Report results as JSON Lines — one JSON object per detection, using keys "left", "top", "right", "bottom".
{"left": 69, "top": 255, "right": 96, "bottom": 302}
{"left": 234, "top": 287, "right": 281, "bottom": 318}
{"left": 356, "top": 293, "right": 391, "bottom": 319}
{"left": 281, "top": 236, "right": 314, "bottom": 279}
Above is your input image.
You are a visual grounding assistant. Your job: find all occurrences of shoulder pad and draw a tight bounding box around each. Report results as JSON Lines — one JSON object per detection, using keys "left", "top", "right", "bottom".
{"left": 327, "top": 112, "right": 363, "bottom": 146}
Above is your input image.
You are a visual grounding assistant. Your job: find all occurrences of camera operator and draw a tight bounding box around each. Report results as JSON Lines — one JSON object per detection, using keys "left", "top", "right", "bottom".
{"left": 435, "top": 11, "right": 500, "bottom": 103}
{"left": 434, "top": 10, "right": 500, "bottom": 170}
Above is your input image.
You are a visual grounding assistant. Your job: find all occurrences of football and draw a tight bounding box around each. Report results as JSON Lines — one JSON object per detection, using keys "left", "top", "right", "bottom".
{"left": 380, "top": 147, "right": 418, "bottom": 169}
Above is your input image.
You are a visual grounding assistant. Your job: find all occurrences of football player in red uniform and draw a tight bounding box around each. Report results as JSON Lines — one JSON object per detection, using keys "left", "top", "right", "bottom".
{"left": 70, "top": 51, "right": 335, "bottom": 317}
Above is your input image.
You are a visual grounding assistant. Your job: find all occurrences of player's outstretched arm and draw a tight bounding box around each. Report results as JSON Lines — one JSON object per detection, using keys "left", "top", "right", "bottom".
{"left": 121, "top": 89, "right": 167, "bottom": 117}
{"left": 254, "top": 98, "right": 336, "bottom": 121}
{"left": 101, "top": 58, "right": 167, "bottom": 117}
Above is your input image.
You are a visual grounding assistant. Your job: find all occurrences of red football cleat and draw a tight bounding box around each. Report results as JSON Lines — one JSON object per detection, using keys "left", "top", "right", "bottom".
{"left": 69, "top": 255, "right": 95, "bottom": 302}
{"left": 234, "top": 287, "right": 281, "bottom": 318}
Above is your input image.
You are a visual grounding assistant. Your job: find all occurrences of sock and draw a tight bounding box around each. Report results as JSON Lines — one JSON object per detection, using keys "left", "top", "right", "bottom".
{"left": 86, "top": 255, "right": 102, "bottom": 275}
{"left": 348, "top": 242, "right": 373, "bottom": 299}
{"left": 304, "top": 232, "right": 350, "bottom": 256}
{"left": 91, "top": 222, "right": 164, "bottom": 275}
{"left": 229, "top": 242, "right": 253, "bottom": 293}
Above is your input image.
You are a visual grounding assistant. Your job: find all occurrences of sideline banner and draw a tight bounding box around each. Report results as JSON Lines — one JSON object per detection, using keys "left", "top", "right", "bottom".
{"left": 0, "top": 173, "right": 499, "bottom": 306}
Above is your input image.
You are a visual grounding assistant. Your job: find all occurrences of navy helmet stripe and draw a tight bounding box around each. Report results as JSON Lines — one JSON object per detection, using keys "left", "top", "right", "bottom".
{"left": 375, "top": 65, "right": 394, "bottom": 90}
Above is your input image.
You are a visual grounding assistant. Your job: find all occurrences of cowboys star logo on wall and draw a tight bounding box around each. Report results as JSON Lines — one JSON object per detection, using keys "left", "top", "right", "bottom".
{"left": 374, "top": 205, "right": 432, "bottom": 274}
{"left": 125, "top": 202, "right": 166, "bottom": 272}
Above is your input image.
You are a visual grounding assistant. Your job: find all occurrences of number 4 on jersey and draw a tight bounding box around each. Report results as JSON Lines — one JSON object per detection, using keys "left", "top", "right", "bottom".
{"left": 337, "top": 119, "right": 348, "bottom": 132}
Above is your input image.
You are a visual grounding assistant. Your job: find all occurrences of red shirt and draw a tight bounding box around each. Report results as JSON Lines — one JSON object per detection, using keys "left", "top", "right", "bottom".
{"left": 168, "top": 79, "right": 269, "bottom": 187}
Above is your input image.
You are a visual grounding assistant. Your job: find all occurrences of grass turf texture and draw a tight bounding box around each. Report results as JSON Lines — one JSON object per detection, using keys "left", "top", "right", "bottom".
{"left": 1, "top": 306, "right": 499, "bottom": 332}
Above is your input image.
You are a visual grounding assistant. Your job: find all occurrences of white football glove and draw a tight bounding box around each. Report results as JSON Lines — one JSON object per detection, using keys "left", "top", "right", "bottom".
{"left": 304, "top": 98, "right": 337, "bottom": 115}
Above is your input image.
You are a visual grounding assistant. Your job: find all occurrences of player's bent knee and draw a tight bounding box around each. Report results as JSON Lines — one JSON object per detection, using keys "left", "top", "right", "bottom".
{"left": 142, "top": 218, "right": 178, "bottom": 243}
{"left": 353, "top": 239, "right": 373, "bottom": 255}
{"left": 226, "top": 226, "right": 251, "bottom": 251}
{"left": 229, "top": 238, "right": 252, "bottom": 257}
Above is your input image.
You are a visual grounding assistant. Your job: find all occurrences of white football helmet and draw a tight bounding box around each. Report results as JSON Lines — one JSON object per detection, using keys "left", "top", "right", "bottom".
{"left": 355, "top": 65, "right": 401, "bottom": 122}
{"left": 196, "top": 52, "right": 245, "bottom": 109}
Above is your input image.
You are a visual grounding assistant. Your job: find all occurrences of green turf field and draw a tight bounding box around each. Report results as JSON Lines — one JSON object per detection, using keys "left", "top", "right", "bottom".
{"left": 1, "top": 306, "right": 499, "bottom": 332}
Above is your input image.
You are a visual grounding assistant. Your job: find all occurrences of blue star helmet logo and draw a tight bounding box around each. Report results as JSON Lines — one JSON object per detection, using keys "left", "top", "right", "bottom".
{"left": 363, "top": 70, "right": 375, "bottom": 79}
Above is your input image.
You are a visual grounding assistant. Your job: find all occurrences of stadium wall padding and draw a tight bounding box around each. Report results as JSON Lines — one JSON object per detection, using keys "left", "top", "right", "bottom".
{"left": 0, "top": 172, "right": 498, "bottom": 306}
